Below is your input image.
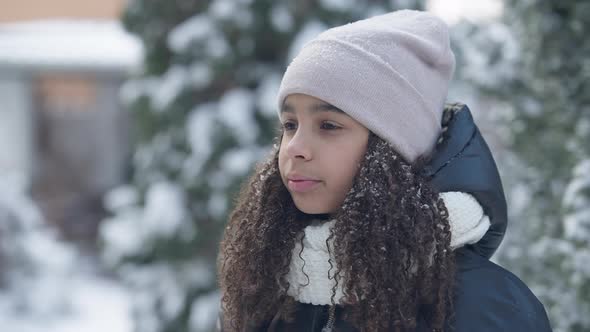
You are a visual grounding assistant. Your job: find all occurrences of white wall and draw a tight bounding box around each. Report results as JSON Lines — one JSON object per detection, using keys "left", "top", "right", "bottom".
{"left": 0, "top": 74, "right": 33, "bottom": 191}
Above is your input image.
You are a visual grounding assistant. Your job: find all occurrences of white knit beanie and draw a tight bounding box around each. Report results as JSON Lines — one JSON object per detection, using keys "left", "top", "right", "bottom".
{"left": 276, "top": 9, "right": 456, "bottom": 163}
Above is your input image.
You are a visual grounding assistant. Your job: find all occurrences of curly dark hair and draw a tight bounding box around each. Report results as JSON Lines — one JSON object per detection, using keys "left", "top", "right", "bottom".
{"left": 218, "top": 131, "right": 455, "bottom": 332}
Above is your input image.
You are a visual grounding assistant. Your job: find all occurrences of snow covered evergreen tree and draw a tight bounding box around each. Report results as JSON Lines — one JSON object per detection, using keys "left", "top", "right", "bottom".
{"left": 99, "top": 1, "right": 425, "bottom": 331}
{"left": 458, "top": 2, "right": 590, "bottom": 331}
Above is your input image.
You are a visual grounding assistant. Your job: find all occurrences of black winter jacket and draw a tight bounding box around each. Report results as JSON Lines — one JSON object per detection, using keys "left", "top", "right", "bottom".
{"left": 256, "top": 248, "right": 551, "bottom": 331}
{"left": 220, "top": 104, "right": 552, "bottom": 331}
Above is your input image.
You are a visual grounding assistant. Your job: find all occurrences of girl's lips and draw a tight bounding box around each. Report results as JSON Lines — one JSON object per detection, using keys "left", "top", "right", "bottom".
{"left": 288, "top": 179, "right": 321, "bottom": 193}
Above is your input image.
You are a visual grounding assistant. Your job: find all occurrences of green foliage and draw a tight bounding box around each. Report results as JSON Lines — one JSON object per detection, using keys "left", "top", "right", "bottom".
{"left": 484, "top": 1, "right": 590, "bottom": 331}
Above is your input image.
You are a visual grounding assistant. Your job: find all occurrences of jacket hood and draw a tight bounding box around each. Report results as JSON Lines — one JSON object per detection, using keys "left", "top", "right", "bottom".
{"left": 422, "top": 103, "right": 507, "bottom": 259}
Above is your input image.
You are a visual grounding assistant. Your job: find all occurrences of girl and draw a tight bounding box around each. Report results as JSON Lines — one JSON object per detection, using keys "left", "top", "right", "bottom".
{"left": 218, "top": 10, "right": 551, "bottom": 332}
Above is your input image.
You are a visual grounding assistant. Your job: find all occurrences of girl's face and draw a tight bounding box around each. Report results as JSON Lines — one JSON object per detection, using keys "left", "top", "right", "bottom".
{"left": 278, "top": 94, "right": 369, "bottom": 214}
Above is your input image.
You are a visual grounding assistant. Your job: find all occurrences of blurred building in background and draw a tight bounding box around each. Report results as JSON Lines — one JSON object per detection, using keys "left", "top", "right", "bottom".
{"left": 0, "top": 0, "right": 125, "bottom": 22}
{"left": 0, "top": 0, "right": 142, "bottom": 246}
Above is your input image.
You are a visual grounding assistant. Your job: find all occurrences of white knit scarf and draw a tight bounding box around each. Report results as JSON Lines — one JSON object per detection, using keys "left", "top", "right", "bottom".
{"left": 285, "top": 191, "right": 491, "bottom": 305}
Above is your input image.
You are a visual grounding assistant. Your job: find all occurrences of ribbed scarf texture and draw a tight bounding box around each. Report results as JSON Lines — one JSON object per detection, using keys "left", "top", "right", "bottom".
{"left": 285, "top": 191, "right": 491, "bottom": 305}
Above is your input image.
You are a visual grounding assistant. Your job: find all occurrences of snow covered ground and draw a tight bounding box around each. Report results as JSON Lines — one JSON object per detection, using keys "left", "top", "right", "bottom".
{"left": 0, "top": 180, "right": 133, "bottom": 332}
{"left": 0, "top": 274, "right": 133, "bottom": 332}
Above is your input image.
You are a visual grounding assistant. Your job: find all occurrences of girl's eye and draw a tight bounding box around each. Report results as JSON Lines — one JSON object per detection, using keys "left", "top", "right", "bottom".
{"left": 280, "top": 121, "right": 341, "bottom": 132}
{"left": 321, "top": 122, "right": 341, "bottom": 130}
{"left": 281, "top": 121, "right": 297, "bottom": 131}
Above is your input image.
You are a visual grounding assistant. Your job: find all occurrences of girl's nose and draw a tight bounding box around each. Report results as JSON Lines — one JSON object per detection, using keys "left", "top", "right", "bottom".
{"left": 285, "top": 129, "right": 312, "bottom": 160}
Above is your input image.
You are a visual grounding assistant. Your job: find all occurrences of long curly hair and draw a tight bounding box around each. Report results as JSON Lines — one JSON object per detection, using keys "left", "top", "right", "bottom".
{"left": 218, "top": 131, "right": 455, "bottom": 332}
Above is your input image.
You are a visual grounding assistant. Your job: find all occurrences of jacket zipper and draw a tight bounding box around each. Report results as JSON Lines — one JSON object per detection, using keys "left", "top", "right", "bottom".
{"left": 311, "top": 305, "right": 319, "bottom": 330}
